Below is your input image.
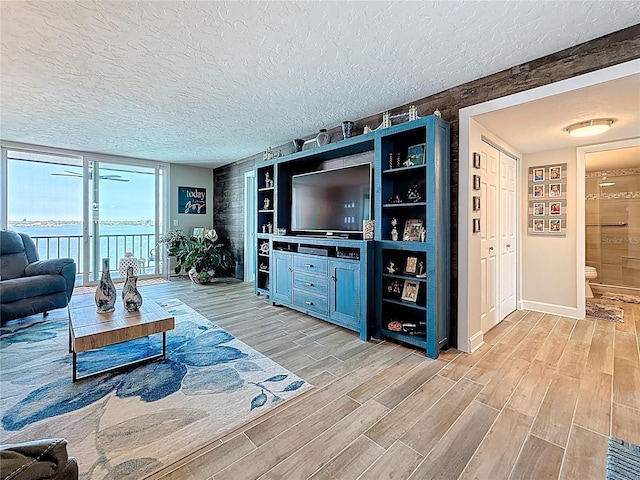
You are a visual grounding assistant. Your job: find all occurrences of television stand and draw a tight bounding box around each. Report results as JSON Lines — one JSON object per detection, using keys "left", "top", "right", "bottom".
{"left": 270, "top": 236, "right": 372, "bottom": 340}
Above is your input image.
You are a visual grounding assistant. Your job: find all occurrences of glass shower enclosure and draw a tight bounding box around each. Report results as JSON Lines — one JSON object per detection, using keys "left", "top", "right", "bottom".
{"left": 585, "top": 147, "right": 640, "bottom": 290}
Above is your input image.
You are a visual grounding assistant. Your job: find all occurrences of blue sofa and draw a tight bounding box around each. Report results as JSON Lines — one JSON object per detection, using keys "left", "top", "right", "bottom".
{"left": 0, "top": 230, "right": 76, "bottom": 323}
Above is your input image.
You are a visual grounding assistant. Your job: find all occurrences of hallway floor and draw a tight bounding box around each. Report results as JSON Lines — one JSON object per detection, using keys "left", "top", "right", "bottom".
{"left": 131, "top": 280, "right": 639, "bottom": 480}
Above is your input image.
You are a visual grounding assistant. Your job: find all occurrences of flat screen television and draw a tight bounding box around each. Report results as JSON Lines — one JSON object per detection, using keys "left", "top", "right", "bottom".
{"left": 291, "top": 163, "right": 372, "bottom": 235}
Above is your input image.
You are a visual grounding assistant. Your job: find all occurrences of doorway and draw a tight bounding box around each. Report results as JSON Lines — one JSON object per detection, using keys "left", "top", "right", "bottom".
{"left": 582, "top": 139, "right": 640, "bottom": 295}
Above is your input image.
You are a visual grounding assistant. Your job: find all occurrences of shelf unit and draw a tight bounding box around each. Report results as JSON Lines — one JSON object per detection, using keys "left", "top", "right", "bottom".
{"left": 255, "top": 162, "right": 275, "bottom": 295}
{"left": 253, "top": 115, "right": 450, "bottom": 358}
{"left": 373, "top": 116, "right": 450, "bottom": 358}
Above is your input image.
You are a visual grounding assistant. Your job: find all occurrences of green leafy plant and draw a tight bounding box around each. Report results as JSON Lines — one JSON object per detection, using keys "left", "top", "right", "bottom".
{"left": 160, "top": 228, "right": 234, "bottom": 279}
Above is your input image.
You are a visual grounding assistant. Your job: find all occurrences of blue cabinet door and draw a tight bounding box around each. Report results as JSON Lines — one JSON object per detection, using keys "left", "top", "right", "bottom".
{"left": 329, "top": 259, "right": 361, "bottom": 331}
{"left": 272, "top": 251, "right": 292, "bottom": 305}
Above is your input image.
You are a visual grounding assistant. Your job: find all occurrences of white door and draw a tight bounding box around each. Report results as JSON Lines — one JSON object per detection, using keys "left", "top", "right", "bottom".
{"left": 244, "top": 171, "right": 256, "bottom": 282}
{"left": 499, "top": 154, "right": 517, "bottom": 320}
{"left": 480, "top": 145, "right": 499, "bottom": 333}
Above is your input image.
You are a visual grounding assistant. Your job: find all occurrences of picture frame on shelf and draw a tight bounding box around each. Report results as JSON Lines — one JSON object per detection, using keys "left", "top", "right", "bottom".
{"left": 549, "top": 165, "right": 562, "bottom": 180}
{"left": 405, "top": 143, "right": 425, "bottom": 166}
{"left": 473, "top": 152, "right": 481, "bottom": 169}
{"left": 192, "top": 227, "right": 205, "bottom": 238}
{"left": 472, "top": 196, "right": 480, "bottom": 211}
{"left": 473, "top": 175, "right": 481, "bottom": 190}
{"left": 401, "top": 279, "right": 419, "bottom": 302}
{"left": 550, "top": 202, "right": 561, "bottom": 215}
{"left": 549, "top": 183, "right": 561, "bottom": 197}
{"left": 403, "top": 219, "right": 424, "bottom": 242}
{"left": 549, "top": 219, "right": 562, "bottom": 232}
{"left": 404, "top": 256, "right": 418, "bottom": 275}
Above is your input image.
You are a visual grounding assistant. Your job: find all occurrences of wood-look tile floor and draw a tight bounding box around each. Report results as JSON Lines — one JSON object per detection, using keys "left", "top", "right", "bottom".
{"left": 129, "top": 279, "right": 639, "bottom": 480}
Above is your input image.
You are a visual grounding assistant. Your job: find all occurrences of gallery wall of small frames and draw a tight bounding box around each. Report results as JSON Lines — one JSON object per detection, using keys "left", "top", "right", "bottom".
{"left": 472, "top": 152, "right": 481, "bottom": 233}
{"left": 527, "top": 163, "right": 567, "bottom": 237}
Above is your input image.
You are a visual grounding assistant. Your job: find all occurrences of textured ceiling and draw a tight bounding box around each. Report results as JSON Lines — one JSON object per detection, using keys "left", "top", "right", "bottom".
{"left": 1, "top": 1, "right": 639, "bottom": 168}
{"left": 474, "top": 73, "right": 640, "bottom": 154}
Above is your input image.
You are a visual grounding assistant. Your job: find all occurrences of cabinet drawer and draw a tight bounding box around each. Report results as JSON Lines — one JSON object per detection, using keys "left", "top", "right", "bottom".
{"left": 293, "top": 272, "right": 328, "bottom": 296}
{"left": 293, "top": 255, "right": 328, "bottom": 275}
{"left": 293, "top": 291, "right": 328, "bottom": 316}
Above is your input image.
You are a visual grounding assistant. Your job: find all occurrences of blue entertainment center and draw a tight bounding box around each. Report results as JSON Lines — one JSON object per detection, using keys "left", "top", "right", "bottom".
{"left": 255, "top": 115, "right": 450, "bottom": 358}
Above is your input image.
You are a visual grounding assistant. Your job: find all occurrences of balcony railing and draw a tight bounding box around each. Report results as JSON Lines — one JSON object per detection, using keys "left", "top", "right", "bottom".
{"left": 31, "top": 234, "right": 159, "bottom": 281}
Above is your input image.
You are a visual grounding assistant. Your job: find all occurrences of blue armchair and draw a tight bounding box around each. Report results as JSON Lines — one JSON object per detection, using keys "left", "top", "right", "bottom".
{"left": 0, "top": 230, "right": 76, "bottom": 323}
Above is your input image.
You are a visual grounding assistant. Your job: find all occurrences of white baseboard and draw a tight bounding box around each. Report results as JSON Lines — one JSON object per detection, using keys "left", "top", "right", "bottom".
{"left": 520, "top": 300, "right": 579, "bottom": 319}
{"left": 468, "top": 331, "right": 484, "bottom": 353}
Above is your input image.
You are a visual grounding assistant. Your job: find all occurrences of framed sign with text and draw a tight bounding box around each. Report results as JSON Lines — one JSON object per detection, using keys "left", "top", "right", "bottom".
{"left": 178, "top": 186, "right": 206, "bottom": 214}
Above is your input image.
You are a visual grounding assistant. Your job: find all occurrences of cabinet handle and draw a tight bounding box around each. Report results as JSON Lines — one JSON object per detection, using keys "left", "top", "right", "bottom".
{"left": 331, "top": 275, "right": 336, "bottom": 281}
{"left": 506, "top": 244, "right": 511, "bottom": 248}
{"left": 305, "top": 301, "right": 313, "bottom": 305}
{"left": 305, "top": 282, "right": 314, "bottom": 286}
{"left": 489, "top": 246, "right": 494, "bottom": 251}
{"left": 288, "top": 267, "right": 292, "bottom": 272}
{"left": 305, "top": 264, "right": 313, "bottom": 268}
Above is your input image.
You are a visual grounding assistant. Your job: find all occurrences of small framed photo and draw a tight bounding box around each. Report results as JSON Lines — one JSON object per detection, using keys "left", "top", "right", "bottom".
{"left": 549, "top": 166, "right": 562, "bottom": 180}
{"left": 192, "top": 227, "right": 205, "bottom": 238}
{"left": 533, "top": 185, "right": 544, "bottom": 197}
{"left": 472, "top": 196, "right": 481, "bottom": 211}
{"left": 403, "top": 219, "right": 424, "bottom": 242}
{"left": 473, "top": 218, "right": 481, "bottom": 233}
{"left": 406, "top": 143, "right": 425, "bottom": 166}
{"left": 549, "top": 219, "right": 562, "bottom": 232}
{"left": 549, "top": 183, "right": 561, "bottom": 197}
{"left": 549, "top": 202, "right": 561, "bottom": 215}
{"left": 473, "top": 152, "right": 481, "bottom": 169}
{"left": 533, "top": 168, "right": 545, "bottom": 182}
{"left": 473, "top": 175, "right": 481, "bottom": 190}
{"left": 401, "top": 279, "right": 419, "bottom": 302}
{"left": 533, "top": 219, "right": 545, "bottom": 232}
{"left": 533, "top": 203, "right": 545, "bottom": 216}
{"left": 404, "top": 256, "right": 418, "bottom": 275}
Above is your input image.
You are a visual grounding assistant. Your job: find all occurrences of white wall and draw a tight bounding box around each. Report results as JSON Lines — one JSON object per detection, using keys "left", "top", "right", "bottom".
{"left": 520, "top": 148, "right": 579, "bottom": 317}
{"left": 168, "top": 164, "right": 214, "bottom": 235}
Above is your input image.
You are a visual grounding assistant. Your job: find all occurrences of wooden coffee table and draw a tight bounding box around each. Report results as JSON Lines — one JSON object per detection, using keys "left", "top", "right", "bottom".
{"left": 69, "top": 301, "right": 175, "bottom": 382}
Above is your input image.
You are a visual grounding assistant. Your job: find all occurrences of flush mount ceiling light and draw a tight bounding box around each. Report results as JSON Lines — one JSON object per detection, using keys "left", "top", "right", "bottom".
{"left": 565, "top": 118, "right": 614, "bottom": 137}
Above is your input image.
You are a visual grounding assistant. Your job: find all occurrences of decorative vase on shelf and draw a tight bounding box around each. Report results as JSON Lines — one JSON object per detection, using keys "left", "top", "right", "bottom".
{"left": 95, "top": 258, "right": 116, "bottom": 314}
{"left": 316, "top": 129, "right": 330, "bottom": 146}
{"left": 341, "top": 121, "right": 354, "bottom": 139}
{"left": 293, "top": 138, "right": 305, "bottom": 152}
{"left": 122, "top": 266, "right": 143, "bottom": 312}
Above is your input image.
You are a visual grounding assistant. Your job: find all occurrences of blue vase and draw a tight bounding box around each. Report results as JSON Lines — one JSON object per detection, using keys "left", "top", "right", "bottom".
{"left": 341, "top": 121, "right": 354, "bottom": 139}
{"left": 95, "top": 258, "right": 116, "bottom": 313}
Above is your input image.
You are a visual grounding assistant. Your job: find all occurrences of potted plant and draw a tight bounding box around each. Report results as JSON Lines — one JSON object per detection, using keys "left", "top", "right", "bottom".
{"left": 160, "top": 228, "right": 234, "bottom": 283}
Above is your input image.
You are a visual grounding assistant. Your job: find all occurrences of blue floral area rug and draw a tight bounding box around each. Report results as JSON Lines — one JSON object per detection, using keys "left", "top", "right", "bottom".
{"left": 0, "top": 299, "right": 311, "bottom": 479}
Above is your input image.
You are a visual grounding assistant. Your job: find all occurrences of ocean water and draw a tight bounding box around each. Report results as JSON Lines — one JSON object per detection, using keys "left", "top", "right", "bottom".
{"left": 8, "top": 224, "right": 157, "bottom": 274}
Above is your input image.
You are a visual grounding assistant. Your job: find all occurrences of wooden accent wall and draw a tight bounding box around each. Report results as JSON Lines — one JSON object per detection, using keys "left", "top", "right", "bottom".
{"left": 214, "top": 25, "right": 640, "bottom": 339}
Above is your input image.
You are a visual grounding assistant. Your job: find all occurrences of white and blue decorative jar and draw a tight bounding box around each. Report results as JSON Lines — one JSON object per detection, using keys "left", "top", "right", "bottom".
{"left": 122, "top": 266, "right": 143, "bottom": 312}
{"left": 95, "top": 258, "right": 116, "bottom": 313}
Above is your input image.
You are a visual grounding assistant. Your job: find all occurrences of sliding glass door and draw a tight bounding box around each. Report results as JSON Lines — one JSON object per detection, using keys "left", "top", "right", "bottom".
{"left": 90, "top": 161, "right": 162, "bottom": 281}
{"left": 2, "top": 147, "right": 166, "bottom": 284}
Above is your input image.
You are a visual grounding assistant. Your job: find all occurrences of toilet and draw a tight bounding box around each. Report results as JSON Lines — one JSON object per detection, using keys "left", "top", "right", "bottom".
{"left": 585, "top": 266, "right": 598, "bottom": 298}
